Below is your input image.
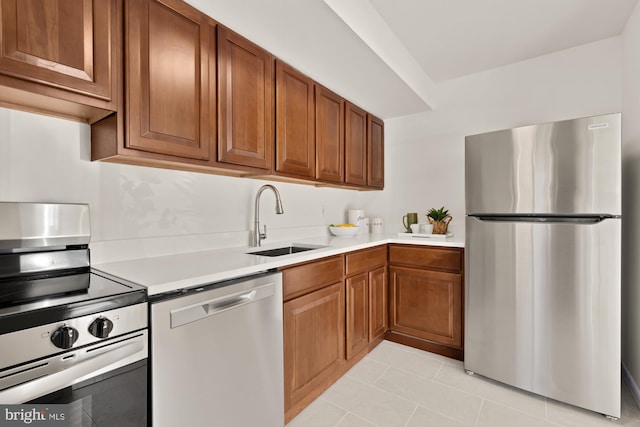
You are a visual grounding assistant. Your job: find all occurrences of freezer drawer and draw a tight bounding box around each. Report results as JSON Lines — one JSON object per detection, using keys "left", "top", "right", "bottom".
{"left": 465, "top": 113, "right": 621, "bottom": 215}
{"left": 464, "top": 216, "right": 621, "bottom": 418}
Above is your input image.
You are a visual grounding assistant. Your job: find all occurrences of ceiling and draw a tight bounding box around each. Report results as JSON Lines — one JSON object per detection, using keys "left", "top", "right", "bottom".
{"left": 368, "top": 0, "right": 637, "bottom": 83}
{"left": 188, "top": 0, "right": 637, "bottom": 119}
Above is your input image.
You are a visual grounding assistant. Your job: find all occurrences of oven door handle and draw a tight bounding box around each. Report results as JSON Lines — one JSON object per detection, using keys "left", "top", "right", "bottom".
{"left": 0, "top": 330, "right": 147, "bottom": 404}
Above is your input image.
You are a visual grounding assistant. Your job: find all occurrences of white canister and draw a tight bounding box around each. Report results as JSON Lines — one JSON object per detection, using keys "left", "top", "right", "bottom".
{"left": 371, "top": 218, "right": 384, "bottom": 234}
{"left": 363, "top": 217, "right": 370, "bottom": 233}
{"left": 348, "top": 209, "right": 365, "bottom": 234}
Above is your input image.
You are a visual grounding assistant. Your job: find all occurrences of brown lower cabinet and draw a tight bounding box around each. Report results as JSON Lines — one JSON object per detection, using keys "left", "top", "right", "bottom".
{"left": 282, "top": 256, "right": 345, "bottom": 422}
{"left": 368, "top": 266, "right": 388, "bottom": 340}
{"left": 282, "top": 250, "right": 387, "bottom": 423}
{"left": 345, "top": 246, "right": 387, "bottom": 360}
{"left": 282, "top": 244, "right": 464, "bottom": 422}
{"left": 283, "top": 282, "right": 345, "bottom": 412}
{"left": 345, "top": 272, "right": 369, "bottom": 359}
{"left": 387, "top": 244, "right": 465, "bottom": 360}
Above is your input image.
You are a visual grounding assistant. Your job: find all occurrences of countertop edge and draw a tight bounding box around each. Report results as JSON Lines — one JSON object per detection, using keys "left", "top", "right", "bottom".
{"left": 93, "top": 235, "right": 465, "bottom": 296}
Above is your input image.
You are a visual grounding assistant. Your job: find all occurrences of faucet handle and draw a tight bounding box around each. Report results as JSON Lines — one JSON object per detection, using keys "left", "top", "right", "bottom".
{"left": 260, "top": 224, "right": 267, "bottom": 240}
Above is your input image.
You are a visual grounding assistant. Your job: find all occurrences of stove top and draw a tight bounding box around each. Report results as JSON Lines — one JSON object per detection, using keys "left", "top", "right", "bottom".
{"left": 0, "top": 270, "right": 146, "bottom": 335}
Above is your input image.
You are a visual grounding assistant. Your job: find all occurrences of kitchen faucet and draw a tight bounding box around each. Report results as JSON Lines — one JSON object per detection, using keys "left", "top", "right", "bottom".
{"left": 253, "top": 184, "right": 284, "bottom": 247}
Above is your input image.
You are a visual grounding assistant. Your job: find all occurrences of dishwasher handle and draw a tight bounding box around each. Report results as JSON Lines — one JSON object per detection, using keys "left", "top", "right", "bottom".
{"left": 170, "top": 282, "right": 275, "bottom": 329}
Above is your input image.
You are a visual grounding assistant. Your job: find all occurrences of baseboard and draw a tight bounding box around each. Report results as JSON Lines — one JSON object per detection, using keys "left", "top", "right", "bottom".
{"left": 623, "top": 362, "right": 640, "bottom": 408}
{"left": 384, "top": 331, "right": 464, "bottom": 361}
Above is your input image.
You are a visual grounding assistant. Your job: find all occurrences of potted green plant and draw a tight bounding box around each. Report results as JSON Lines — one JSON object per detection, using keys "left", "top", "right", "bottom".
{"left": 426, "top": 206, "right": 452, "bottom": 234}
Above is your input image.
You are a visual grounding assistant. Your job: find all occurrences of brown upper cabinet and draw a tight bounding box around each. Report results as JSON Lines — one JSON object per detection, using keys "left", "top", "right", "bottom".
{"left": 92, "top": 0, "right": 231, "bottom": 173}
{"left": 345, "top": 102, "right": 368, "bottom": 187}
{"left": 315, "top": 85, "right": 345, "bottom": 184}
{"left": 124, "top": 0, "right": 215, "bottom": 161}
{"left": 275, "top": 60, "right": 315, "bottom": 179}
{"left": 218, "top": 26, "right": 274, "bottom": 170}
{"left": 367, "top": 115, "right": 384, "bottom": 189}
{"left": 3, "top": 0, "right": 383, "bottom": 189}
{"left": 0, "top": 0, "right": 120, "bottom": 123}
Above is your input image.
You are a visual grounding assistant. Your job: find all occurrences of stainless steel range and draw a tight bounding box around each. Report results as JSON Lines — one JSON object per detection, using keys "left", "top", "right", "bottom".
{"left": 0, "top": 202, "right": 148, "bottom": 426}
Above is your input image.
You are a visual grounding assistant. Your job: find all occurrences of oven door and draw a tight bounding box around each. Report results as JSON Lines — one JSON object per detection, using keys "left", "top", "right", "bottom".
{"left": 0, "top": 330, "right": 148, "bottom": 426}
{"left": 29, "top": 359, "right": 147, "bottom": 427}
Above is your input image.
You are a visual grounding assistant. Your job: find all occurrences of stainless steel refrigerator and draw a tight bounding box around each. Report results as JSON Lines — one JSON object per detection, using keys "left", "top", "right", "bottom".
{"left": 464, "top": 113, "right": 621, "bottom": 419}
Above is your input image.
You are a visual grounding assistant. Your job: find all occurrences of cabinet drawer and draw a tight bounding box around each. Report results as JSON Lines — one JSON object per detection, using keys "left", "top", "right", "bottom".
{"left": 345, "top": 246, "right": 387, "bottom": 276}
{"left": 282, "top": 256, "right": 344, "bottom": 301}
{"left": 389, "top": 245, "right": 463, "bottom": 273}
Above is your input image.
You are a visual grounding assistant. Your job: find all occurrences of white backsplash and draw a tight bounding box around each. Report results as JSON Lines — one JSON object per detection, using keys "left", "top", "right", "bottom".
{"left": 0, "top": 108, "right": 365, "bottom": 264}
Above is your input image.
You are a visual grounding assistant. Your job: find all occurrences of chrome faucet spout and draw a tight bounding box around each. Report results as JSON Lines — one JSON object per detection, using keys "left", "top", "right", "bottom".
{"left": 253, "top": 185, "right": 284, "bottom": 247}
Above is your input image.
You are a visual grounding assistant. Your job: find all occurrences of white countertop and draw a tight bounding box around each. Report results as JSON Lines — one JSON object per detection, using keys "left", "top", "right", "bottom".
{"left": 93, "top": 233, "right": 465, "bottom": 296}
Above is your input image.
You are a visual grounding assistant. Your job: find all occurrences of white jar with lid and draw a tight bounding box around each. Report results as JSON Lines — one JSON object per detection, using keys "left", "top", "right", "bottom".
{"left": 371, "top": 218, "right": 384, "bottom": 234}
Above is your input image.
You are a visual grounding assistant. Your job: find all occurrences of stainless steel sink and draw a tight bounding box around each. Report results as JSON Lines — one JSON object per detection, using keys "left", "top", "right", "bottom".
{"left": 247, "top": 245, "right": 322, "bottom": 257}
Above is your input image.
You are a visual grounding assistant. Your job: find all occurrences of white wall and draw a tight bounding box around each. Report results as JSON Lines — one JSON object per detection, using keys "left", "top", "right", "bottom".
{"left": 0, "top": 108, "right": 364, "bottom": 264}
{"left": 362, "top": 37, "right": 622, "bottom": 235}
{"left": 622, "top": 0, "right": 640, "bottom": 402}
{"left": 0, "top": 35, "right": 623, "bottom": 262}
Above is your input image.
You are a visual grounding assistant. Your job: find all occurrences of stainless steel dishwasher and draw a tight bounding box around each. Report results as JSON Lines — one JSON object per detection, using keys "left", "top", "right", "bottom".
{"left": 150, "top": 271, "right": 284, "bottom": 427}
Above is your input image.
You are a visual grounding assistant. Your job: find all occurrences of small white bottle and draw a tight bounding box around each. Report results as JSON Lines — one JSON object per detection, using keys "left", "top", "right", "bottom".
{"left": 371, "top": 218, "right": 384, "bottom": 234}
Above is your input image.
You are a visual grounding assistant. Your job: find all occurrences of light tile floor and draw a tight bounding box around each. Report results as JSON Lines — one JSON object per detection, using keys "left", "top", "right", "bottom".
{"left": 287, "top": 341, "right": 640, "bottom": 427}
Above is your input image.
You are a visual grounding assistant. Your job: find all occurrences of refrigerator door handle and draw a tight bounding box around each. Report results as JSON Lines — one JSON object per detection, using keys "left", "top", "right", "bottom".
{"left": 472, "top": 215, "right": 619, "bottom": 224}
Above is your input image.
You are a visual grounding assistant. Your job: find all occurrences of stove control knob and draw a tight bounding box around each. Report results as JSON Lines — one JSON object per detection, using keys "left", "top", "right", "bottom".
{"left": 88, "top": 317, "right": 114, "bottom": 339}
{"left": 51, "top": 326, "right": 79, "bottom": 349}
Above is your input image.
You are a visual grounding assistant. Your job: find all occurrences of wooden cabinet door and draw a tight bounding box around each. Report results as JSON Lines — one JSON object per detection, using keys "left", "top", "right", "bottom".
{"left": 218, "top": 26, "right": 274, "bottom": 169}
{"left": 315, "top": 85, "right": 344, "bottom": 183}
{"left": 284, "top": 282, "right": 345, "bottom": 410}
{"left": 389, "top": 266, "right": 462, "bottom": 349}
{"left": 275, "top": 60, "right": 315, "bottom": 178}
{"left": 125, "top": 0, "right": 214, "bottom": 160}
{"left": 346, "top": 273, "right": 368, "bottom": 360}
{"left": 369, "top": 266, "right": 387, "bottom": 341}
{"left": 367, "top": 115, "right": 384, "bottom": 189}
{"left": 0, "top": 0, "right": 117, "bottom": 108}
{"left": 345, "top": 102, "right": 367, "bottom": 186}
